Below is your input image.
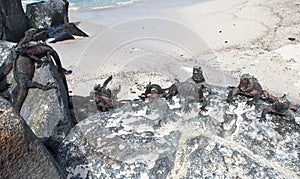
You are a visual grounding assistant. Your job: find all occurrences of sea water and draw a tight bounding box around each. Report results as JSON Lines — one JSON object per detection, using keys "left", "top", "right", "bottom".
{"left": 21, "top": 0, "right": 145, "bottom": 10}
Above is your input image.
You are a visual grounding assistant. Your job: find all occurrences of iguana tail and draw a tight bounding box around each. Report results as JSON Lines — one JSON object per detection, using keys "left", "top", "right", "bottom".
{"left": 102, "top": 75, "right": 113, "bottom": 88}
{"left": 47, "top": 48, "right": 72, "bottom": 75}
{"left": 48, "top": 49, "right": 62, "bottom": 71}
{"left": 42, "top": 46, "right": 74, "bottom": 109}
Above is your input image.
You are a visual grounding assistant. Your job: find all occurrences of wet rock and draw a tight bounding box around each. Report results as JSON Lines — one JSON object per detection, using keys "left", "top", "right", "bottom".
{"left": 0, "top": 97, "right": 65, "bottom": 178}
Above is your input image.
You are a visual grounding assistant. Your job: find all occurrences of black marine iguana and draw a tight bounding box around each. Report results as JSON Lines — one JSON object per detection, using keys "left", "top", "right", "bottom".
{"left": 260, "top": 94, "right": 300, "bottom": 123}
{"left": 94, "top": 75, "right": 124, "bottom": 112}
{"left": 13, "top": 42, "right": 72, "bottom": 104}
{"left": 168, "top": 79, "right": 208, "bottom": 114}
{"left": 0, "top": 28, "right": 72, "bottom": 111}
{"left": 227, "top": 74, "right": 277, "bottom": 106}
{"left": 12, "top": 55, "right": 56, "bottom": 111}
{"left": 185, "top": 65, "right": 214, "bottom": 94}
{"left": 0, "top": 29, "right": 70, "bottom": 87}
{"left": 139, "top": 82, "right": 169, "bottom": 102}
{"left": 165, "top": 65, "right": 215, "bottom": 102}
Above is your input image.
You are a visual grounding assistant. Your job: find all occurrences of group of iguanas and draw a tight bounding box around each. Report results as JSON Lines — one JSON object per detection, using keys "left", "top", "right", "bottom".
{"left": 3, "top": 28, "right": 299, "bottom": 126}
{"left": 0, "top": 28, "right": 71, "bottom": 112}
{"left": 94, "top": 66, "right": 300, "bottom": 126}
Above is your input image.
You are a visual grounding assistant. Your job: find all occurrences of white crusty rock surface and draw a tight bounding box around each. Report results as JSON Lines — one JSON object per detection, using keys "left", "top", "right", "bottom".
{"left": 58, "top": 86, "right": 300, "bottom": 178}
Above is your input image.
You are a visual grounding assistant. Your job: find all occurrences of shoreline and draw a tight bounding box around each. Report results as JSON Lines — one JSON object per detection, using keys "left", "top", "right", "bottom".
{"left": 52, "top": 0, "right": 300, "bottom": 103}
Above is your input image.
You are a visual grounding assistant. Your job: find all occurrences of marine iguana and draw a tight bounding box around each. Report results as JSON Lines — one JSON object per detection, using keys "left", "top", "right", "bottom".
{"left": 12, "top": 55, "right": 56, "bottom": 112}
{"left": 168, "top": 79, "right": 207, "bottom": 114}
{"left": 139, "top": 82, "right": 169, "bottom": 102}
{"left": 0, "top": 29, "right": 71, "bottom": 90}
{"left": 14, "top": 42, "right": 72, "bottom": 75}
{"left": 14, "top": 42, "right": 72, "bottom": 104}
{"left": 94, "top": 76, "right": 124, "bottom": 112}
{"left": 227, "top": 74, "right": 263, "bottom": 106}
{"left": 260, "top": 94, "right": 300, "bottom": 123}
{"left": 165, "top": 65, "right": 215, "bottom": 101}
{"left": 16, "top": 28, "right": 37, "bottom": 47}
{"left": 185, "top": 65, "right": 214, "bottom": 94}
{"left": 0, "top": 28, "right": 39, "bottom": 83}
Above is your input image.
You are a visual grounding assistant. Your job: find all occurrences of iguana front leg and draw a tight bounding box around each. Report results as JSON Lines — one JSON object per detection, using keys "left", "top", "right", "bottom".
{"left": 227, "top": 87, "right": 239, "bottom": 104}
{"left": 246, "top": 91, "right": 260, "bottom": 107}
{"left": 28, "top": 54, "right": 49, "bottom": 68}
{"left": 26, "top": 80, "right": 56, "bottom": 91}
{"left": 260, "top": 108, "right": 270, "bottom": 122}
{"left": 13, "top": 81, "right": 56, "bottom": 111}
{"left": 183, "top": 101, "right": 192, "bottom": 113}
{"left": 199, "top": 97, "right": 208, "bottom": 113}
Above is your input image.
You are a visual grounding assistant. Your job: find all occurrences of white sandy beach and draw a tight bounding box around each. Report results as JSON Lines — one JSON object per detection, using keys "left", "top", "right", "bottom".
{"left": 51, "top": 0, "right": 300, "bottom": 103}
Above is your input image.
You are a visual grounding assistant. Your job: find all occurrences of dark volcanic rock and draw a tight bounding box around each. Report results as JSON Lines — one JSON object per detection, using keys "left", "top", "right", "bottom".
{"left": 33, "top": 23, "right": 89, "bottom": 43}
{"left": 0, "top": 0, "right": 29, "bottom": 42}
{"left": 26, "top": 0, "right": 69, "bottom": 28}
{"left": 49, "top": 23, "right": 89, "bottom": 37}
{"left": 58, "top": 86, "right": 300, "bottom": 178}
{"left": 0, "top": 97, "right": 65, "bottom": 178}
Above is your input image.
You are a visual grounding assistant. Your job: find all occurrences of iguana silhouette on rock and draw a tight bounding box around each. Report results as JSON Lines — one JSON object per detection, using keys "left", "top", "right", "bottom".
{"left": 14, "top": 42, "right": 72, "bottom": 108}
{"left": 12, "top": 55, "right": 56, "bottom": 111}
{"left": 94, "top": 76, "right": 125, "bottom": 112}
{"left": 139, "top": 82, "right": 169, "bottom": 102}
{"left": 0, "top": 28, "right": 72, "bottom": 111}
{"left": 260, "top": 94, "right": 300, "bottom": 123}
{"left": 169, "top": 79, "right": 207, "bottom": 114}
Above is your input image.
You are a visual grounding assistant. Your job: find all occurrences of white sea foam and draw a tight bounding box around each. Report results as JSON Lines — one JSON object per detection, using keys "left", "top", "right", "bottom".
{"left": 21, "top": 0, "right": 146, "bottom": 11}
{"left": 21, "top": 0, "right": 48, "bottom": 5}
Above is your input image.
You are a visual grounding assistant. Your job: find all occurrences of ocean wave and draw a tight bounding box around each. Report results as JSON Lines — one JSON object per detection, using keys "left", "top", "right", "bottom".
{"left": 21, "top": 0, "right": 147, "bottom": 11}
{"left": 21, "top": 0, "right": 49, "bottom": 5}
{"left": 70, "top": 0, "right": 147, "bottom": 11}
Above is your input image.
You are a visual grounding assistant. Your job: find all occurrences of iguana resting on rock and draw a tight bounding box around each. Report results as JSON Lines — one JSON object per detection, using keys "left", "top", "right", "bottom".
{"left": 0, "top": 28, "right": 39, "bottom": 82}
{"left": 94, "top": 76, "right": 124, "bottom": 112}
{"left": 0, "top": 29, "right": 71, "bottom": 87}
{"left": 15, "top": 31, "right": 72, "bottom": 108}
{"left": 260, "top": 94, "right": 300, "bottom": 123}
{"left": 14, "top": 42, "right": 72, "bottom": 75}
{"left": 139, "top": 82, "right": 169, "bottom": 102}
{"left": 165, "top": 65, "right": 216, "bottom": 101}
{"left": 14, "top": 42, "right": 72, "bottom": 107}
{"left": 185, "top": 65, "right": 214, "bottom": 94}
{"left": 227, "top": 74, "right": 276, "bottom": 106}
{"left": 0, "top": 28, "right": 71, "bottom": 111}
{"left": 168, "top": 79, "right": 207, "bottom": 114}
{"left": 12, "top": 55, "right": 56, "bottom": 111}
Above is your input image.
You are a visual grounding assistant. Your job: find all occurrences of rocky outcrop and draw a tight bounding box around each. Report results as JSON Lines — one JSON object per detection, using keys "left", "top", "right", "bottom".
{"left": 0, "top": 0, "right": 28, "bottom": 42}
{"left": 0, "top": 97, "right": 65, "bottom": 178}
{"left": 0, "top": 41, "right": 75, "bottom": 156}
{"left": 19, "top": 55, "right": 75, "bottom": 155}
{"left": 34, "top": 23, "right": 89, "bottom": 43}
{"left": 26, "top": 0, "right": 69, "bottom": 29}
{"left": 1, "top": 0, "right": 86, "bottom": 43}
{"left": 58, "top": 86, "right": 300, "bottom": 178}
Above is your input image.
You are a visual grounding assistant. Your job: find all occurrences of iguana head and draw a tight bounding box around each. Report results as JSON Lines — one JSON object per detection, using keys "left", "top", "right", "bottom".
{"left": 239, "top": 73, "right": 253, "bottom": 91}
{"left": 192, "top": 65, "right": 204, "bottom": 82}
{"left": 25, "top": 28, "right": 37, "bottom": 38}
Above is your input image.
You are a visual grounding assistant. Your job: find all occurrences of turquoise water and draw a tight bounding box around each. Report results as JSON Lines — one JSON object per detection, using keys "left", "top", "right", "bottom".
{"left": 21, "top": 0, "right": 144, "bottom": 10}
